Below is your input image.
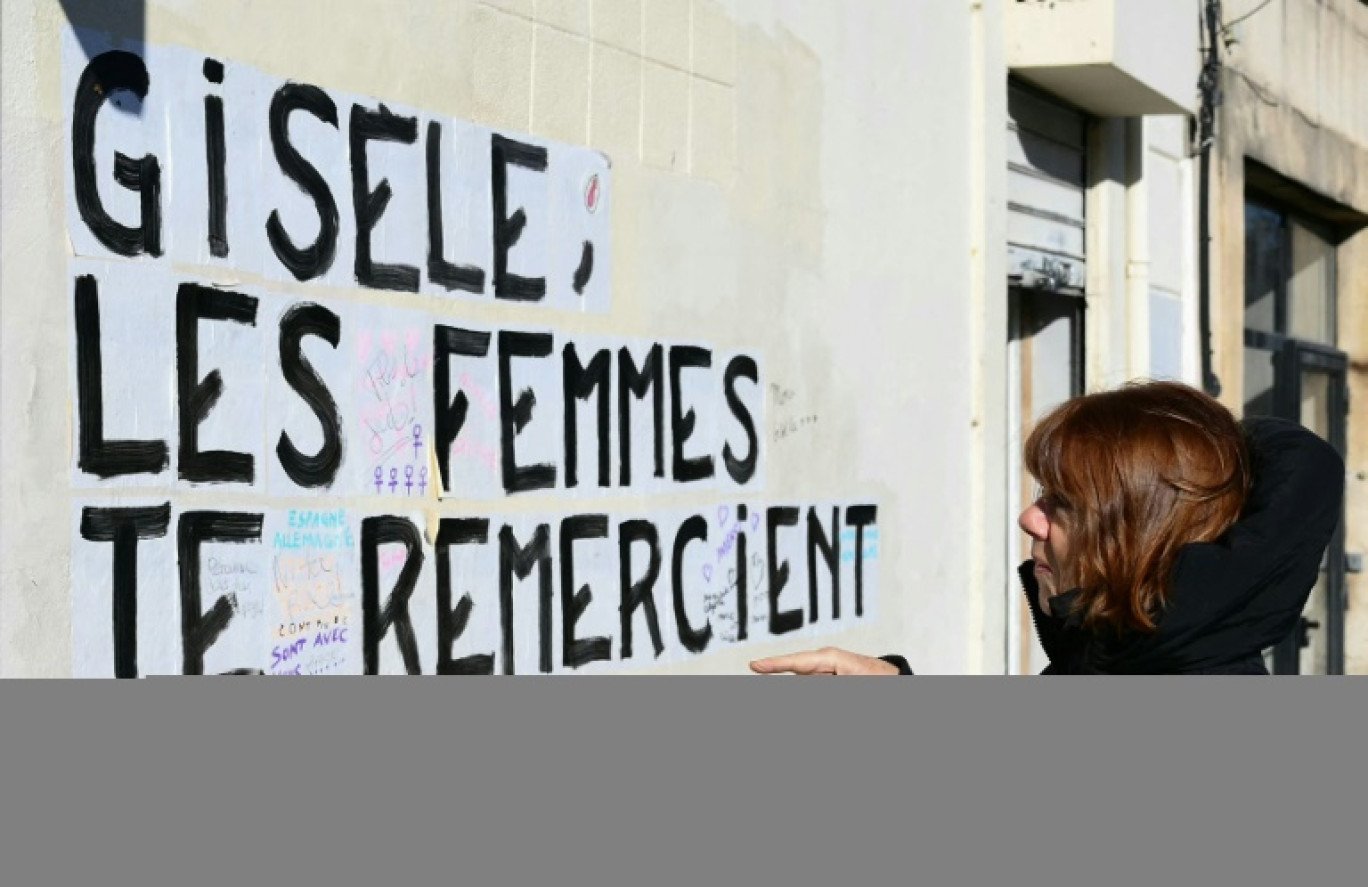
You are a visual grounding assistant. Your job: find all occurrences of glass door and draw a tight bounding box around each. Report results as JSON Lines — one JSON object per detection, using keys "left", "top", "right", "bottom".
{"left": 1242, "top": 191, "right": 1347, "bottom": 675}
{"left": 1278, "top": 343, "right": 1347, "bottom": 675}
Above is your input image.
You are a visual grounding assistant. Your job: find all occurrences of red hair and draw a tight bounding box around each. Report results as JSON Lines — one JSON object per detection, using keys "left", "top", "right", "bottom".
{"left": 1024, "top": 381, "right": 1251, "bottom": 633}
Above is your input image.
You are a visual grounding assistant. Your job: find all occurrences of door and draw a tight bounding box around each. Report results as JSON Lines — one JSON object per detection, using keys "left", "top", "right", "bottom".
{"left": 1005, "top": 80, "right": 1089, "bottom": 674}
{"left": 1243, "top": 191, "right": 1349, "bottom": 674}
{"left": 1007, "top": 287, "right": 1085, "bottom": 674}
{"left": 1245, "top": 332, "right": 1348, "bottom": 674}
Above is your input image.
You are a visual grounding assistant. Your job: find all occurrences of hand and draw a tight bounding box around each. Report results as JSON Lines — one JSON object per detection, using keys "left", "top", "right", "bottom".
{"left": 749, "top": 647, "right": 900, "bottom": 676}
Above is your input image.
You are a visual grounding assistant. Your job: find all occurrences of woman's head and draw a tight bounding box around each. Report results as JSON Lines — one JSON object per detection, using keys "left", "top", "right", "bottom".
{"left": 1018, "top": 381, "right": 1251, "bottom": 633}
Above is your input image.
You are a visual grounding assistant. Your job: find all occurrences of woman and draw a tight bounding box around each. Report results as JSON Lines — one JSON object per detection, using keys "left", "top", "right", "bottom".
{"left": 750, "top": 381, "right": 1344, "bottom": 675}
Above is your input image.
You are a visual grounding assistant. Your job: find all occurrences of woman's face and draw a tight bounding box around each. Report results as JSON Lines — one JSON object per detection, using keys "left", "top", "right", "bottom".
{"left": 1018, "top": 489, "right": 1071, "bottom": 605}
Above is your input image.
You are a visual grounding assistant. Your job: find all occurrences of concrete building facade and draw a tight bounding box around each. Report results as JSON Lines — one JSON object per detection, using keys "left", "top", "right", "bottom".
{"left": 1210, "top": 0, "right": 1368, "bottom": 673}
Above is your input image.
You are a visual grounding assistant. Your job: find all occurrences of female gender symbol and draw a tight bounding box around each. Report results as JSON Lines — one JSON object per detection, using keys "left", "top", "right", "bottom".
{"left": 389, "top": 467, "right": 399, "bottom": 493}
{"left": 374, "top": 466, "right": 383, "bottom": 493}
{"left": 405, "top": 465, "right": 414, "bottom": 495}
{"left": 419, "top": 466, "right": 429, "bottom": 496}
{"left": 413, "top": 424, "right": 423, "bottom": 461}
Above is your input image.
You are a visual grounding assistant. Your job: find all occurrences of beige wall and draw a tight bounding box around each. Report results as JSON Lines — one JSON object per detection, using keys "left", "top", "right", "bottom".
{"left": 1146, "top": 115, "right": 1200, "bottom": 385}
{"left": 1006, "top": 0, "right": 1200, "bottom": 116}
{"left": 1215, "top": 0, "right": 1368, "bottom": 672}
{"left": 2, "top": 1, "right": 1010, "bottom": 674}
{"left": 1224, "top": 0, "right": 1368, "bottom": 150}
{"left": 1085, "top": 115, "right": 1199, "bottom": 391}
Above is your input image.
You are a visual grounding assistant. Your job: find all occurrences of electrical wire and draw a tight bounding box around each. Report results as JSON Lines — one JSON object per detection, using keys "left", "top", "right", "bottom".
{"left": 1223, "top": 0, "right": 1275, "bottom": 35}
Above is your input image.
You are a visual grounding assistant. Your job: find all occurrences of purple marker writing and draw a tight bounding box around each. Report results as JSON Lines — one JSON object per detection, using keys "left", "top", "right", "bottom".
{"left": 405, "top": 465, "right": 414, "bottom": 495}
{"left": 389, "top": 467, "right": 399, "bottom": 493}
{"left": 374, "top": 466, "right": 383, "bottom": 493}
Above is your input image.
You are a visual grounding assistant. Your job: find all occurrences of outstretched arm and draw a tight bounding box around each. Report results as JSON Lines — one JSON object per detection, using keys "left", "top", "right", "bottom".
{"left": 749, "top": 647, "right": 906, "bottom": 675}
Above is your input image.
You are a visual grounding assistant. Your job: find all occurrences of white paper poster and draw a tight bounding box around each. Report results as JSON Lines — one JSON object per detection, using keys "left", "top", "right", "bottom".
{"left": 61, "top": 25, "right": 878, "bottom": 677}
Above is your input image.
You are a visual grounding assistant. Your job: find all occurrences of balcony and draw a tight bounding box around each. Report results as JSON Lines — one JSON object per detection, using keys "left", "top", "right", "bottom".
{"left": 1006, "top": 0, "right": 1200, "bottom": 117}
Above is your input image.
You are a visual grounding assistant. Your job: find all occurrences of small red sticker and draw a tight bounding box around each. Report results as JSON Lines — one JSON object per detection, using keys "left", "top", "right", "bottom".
{"left": 584, "top": 174, "right": 601, "bottom": 214}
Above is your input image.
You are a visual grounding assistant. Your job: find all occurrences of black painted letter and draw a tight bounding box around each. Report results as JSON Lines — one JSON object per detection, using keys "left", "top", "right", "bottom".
{"left": 74, "top": 275, "right": 169, "bottom": 478}
{"left": 361, "top": 516, "right": 425, "bottom": 674}
{"left": 845, "top": 506, "right": 878, "bottom": 618}
{"left": 80, "top": 504, "right": 171, "bottom": 679}
{"left": 671, "top": 515, "right": 713, "bottom": 653}
{"left": 498, "top": 524, "right": 554, "bottom": 674}
{"left": 435, "top": 518, "right": 495, "bottom": 674}
{"left": 807, "top": 506, "right": 840, "bottom": 622}
{"left": 266, "top": 83, "right": 340, "bottom": 281}
{"left": 491, "top": 135, "right": 548, "bottom": 301}
{"left": 351, "top": 103, "right": 420, "bottom": 292}
{"left": 618, "top": 345, "right": 665, "bottom": 487}
{"left": 563, "top": 344, "right": 611, "bottom": 489}
{"left": 177, "top": 283, "right": 258, "bottom": 484}
{"left": 619, "top": 520, "right": 665, "bottom": 660}
{"left": 498, "top": 330, "right": 556, "bottom": 494}
{"left": 766, "top": 507, "right": 803, "bottom": 636}
{"left": 179, "top": 511, "right": 263, "bottom": 675}
{"left": 276, "top": 303, "right": 343, "bottom": 489}
{"left": 670, "top": 346, "right": 715, "bottom": 483}
{"left": 426, "top": 121, "right": 486, "bottom": 294}
{"left": 203, "top": 58, "right": 229, "bottom": 258}
{"left": 735, "top": 504, "right": 750, "bottom": 642}
{"left": 722, "top": 355, "right": 759, "bottom": 485}
{"left": 72, "top": 51, "right": 161, "bottom": 257}
{"left": 433, "top": 325, "right": 491, "bottom": 493}
{"left": 560, "top": 514, "right": 612, "bottom": 669}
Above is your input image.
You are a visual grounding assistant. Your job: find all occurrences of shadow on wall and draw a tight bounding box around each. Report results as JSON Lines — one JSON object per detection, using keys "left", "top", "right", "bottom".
{"left": 1010, "top": 82, "right": 1141, "bottom": 190}
{"left": 59, "top": 0, "right": 144, "bottom": 122}
{"left": 59, "top": 0, "right": 144, "bottom": 62}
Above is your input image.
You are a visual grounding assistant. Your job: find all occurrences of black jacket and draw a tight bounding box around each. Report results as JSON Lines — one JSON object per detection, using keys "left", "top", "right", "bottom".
{"left": 883, "top": 417, "right": 1344, "bottom": 675}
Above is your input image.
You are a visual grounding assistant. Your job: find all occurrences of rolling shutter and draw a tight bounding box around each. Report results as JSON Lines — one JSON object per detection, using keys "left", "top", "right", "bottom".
{"left": 1007, "top": 83, "right": 1087, "bottom": 294}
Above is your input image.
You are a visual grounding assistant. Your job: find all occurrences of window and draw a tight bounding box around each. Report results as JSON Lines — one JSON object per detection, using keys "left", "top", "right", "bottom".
{"left": 1242, "top": 199, "right": 1337, "bottom": 416}
{"left": 1243, "top": 201, "right": 1336, "bottom": 345}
